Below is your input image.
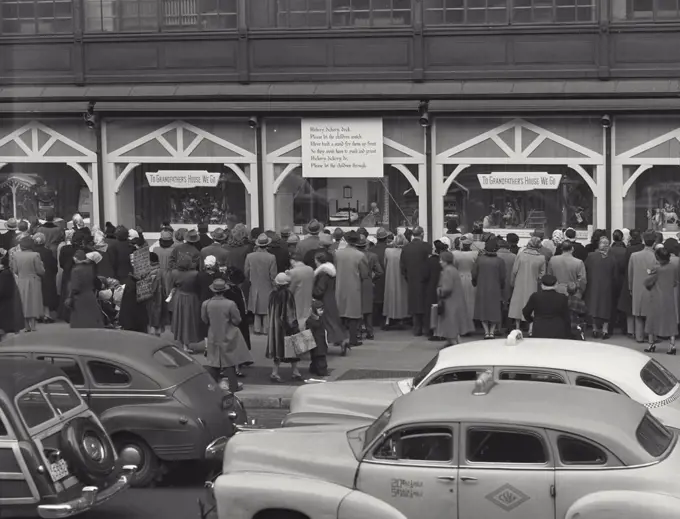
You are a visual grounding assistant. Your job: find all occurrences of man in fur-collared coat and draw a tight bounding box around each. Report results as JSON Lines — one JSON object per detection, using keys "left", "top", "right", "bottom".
{"left": 334, "top": 231, "right": 369, "bottom": 347}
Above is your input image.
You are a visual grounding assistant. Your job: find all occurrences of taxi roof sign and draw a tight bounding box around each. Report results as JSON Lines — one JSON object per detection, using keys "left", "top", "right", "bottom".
{"left": 472, "top": 369, "right": 495, "bottom": 396}
{"left": 506, "top": 330, "right": 523, "bottom": 346}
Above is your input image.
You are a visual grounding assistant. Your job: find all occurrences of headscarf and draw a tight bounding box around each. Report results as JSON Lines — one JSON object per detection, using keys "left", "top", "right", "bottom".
{"left": 541, "top": 239, "right": 556, "bottom": 255}
{"left": 32, "top": 232, "right": 46, "bottom": 245}
{"left": 527, "top": 236, "right": 542, "bottom": 250}
{"left": 86, "top": 251, "right": 102, "bottom": 264}
{"left": 621, "top": 228, "right": 630, "bottom": 245}
{"left": 275, "top": 272, "right": 291, "bottom": 286}
{"left": 438, "top": 236, "right": 451, "bottom": 250}
{"left": 94, "top": 230, "right": 106, "bottom": 246}
{"left": 204, "top": 255, "right": 217, "bottom": 269}
{"left": 552, "top": 229, "right": 564, "bottom": 245}
{"left": 598, "top": 236, "right": 610, "bottom": 256}
{"left": 65, "top": 229, "right": 74, "bottom": 244}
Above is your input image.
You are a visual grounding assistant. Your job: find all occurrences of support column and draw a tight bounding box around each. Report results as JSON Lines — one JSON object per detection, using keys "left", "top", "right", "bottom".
{"left": 101, "top": 120, "right": 118, "bottom": 226}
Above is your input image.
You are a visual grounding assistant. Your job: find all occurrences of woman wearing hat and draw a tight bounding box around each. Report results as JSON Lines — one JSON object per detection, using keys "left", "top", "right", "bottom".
{"left": 202, "top": 278, "right": 252, "bottom": 392}
{"left": 170, "top": 255, "right": 202, "bottom": 352}
{"left": 266, "top": 272, "right": 302, "bottom": 382}
{"left": 0, "top": 251, "right": 24, "bottom": 335}
{"left": 508, "top": 236, "right": 547, "bottom": 334}
{"left": 153, "top": 227, "right": 176, "bottom": 298}
{"left": 32, "top": 232, "right": 58, "bottom": 323}
{"left": 472, "top": 238, "right": 506, "bottom": 339}
{"left": 169, "top": 228, "right": 201, "bottom": 272}
{"left": 245, "top": 233, "right": 277, "bottom": 335}
{"left": 522, "top": 274, "right": 570, "bottom": 339}
{"left": 383, "top": 233, "right": 409, "bottom": 330}
{"left": 436, "top": 251, "right": 473, "bottom": 345}
{"left": 424, "top": 238, "right": 449, "bottom": 341}
{"left": 452, "top": 234, "right": 478, "bottom": 334}
{"left": 67, "top": 250, "right": 104, "bottom": 329}
{"left": 11, "top": 236, "right": 45, "bottom": 332}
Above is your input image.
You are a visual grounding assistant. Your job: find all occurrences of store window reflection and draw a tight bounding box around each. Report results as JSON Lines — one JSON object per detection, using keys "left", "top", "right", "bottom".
{"left": 444, "top": 165, "right": 593, "bottom": 233}
{"left": 624, "top": 166, "right": 680, "bottom": 232}
{"left": 274, "top": 165, "right": 418, "bottom": 230}
{"left": 0, "top": 164, "right": 90, "bottom": 221}
{"left": 131, "top": 164, "right": 248, "bottom": 230}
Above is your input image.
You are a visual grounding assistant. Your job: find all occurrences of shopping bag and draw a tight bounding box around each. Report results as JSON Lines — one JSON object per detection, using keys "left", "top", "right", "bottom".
{"left": 284, "top": 329, "right": 317, "bottom": 357}
{"left": 430, "top": 304, "right": 439, "bottom": 330}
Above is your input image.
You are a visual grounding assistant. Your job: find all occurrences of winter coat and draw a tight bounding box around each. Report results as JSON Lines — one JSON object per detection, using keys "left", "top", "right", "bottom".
{"left": 154, "top": 243, "right": 175, "bottom": 298}
{"left": 108, "top": 238, "right": 134, "bottom": 283}
{"left": 436, "top": 264, "right": 473, "bottom": 340}
{"left": 472, "top": 253, "right": 506, "bottom": 323}
{"left": 224, "top": 241, "right": 252, "bottom": 273}
{"left": 12, "top": 249, "right": 45, "bottom": 318}
{"left": 197, "top": 233, "right": 214, "bottom": 251}
{"left": 69, "top": 263, "right": 103, "bottom": 329}
{"left": 0, "top": 267, "right": 24, "bottom": 333}
{"left": 508, "top": 248, "right": 546, "bottom": 321}
{"left": 170, "top": 269, "right": 202, "bottom": 345}
{"left": 200, "top": 243, "right": 230, "bottom": 270}
{"left": 92, "top": 242, "right": 115, "bottom": 279}
{"left": 169, "top": 242, "right": 201, "bottom": 271}
{"left": 629, "top": 247, "right": 658, "bottom": 317}
{"left": 645, "top": 263, "right": 679, "bottom": 337}
{"left": 145, "top": 269, "right": 167, "bottom": 329}
{"left": 35, "top": 222, "right": 64, "bottom": 256}
{"left": 423, "top": 254, "right": 442, "bottom": 316}
{"left": 269, "top": 241, "right": 291, "bottom": 273}
{"left": 361, "top": 249, "right": 383, "bottom": 314}
{"left": 371, "top": 241, "right": 389, "bottom": 304}
{"left": 584, "top": 251, "right": 618, "bottom": 320}
{"left": 383, "top": 247, "right": 409, "bottom": 319}
{"left": 452, "top": 250, "right": 478, "bottom": 325}
{"left": 400, "top": 238, "right": 431, "bottom": 315}
{"left": 34, "top": 244, "right": 58, "bottom": 311}
{"left": 335, "top": 245, "right": 369, "bottom": 319}
{"left": 522, "top": 289, "right": 570, "bottom": 339}
{"left": 617, "top": 240, "right": 644, "bottom": 314}
{"left": 547, "top": 252, "right": 587, "bottom": 296}
{"left": 296, "top": 235, "right": 321, "bottom": 260}
{"left": 496, "top": 248, "right": 516, "bottom": 303}
{"left": 571, "top": 241, "right": 588, "bottom": 262}
{"left": 313, "top": 262, "right": 346, "bottom": 344}
{"left": 119, "top": 274, "right": 149, "bottom": 333}
{"left": 202, "top": 296, "right": 252, "bottom": 368}
{"left": 288, "top": 263, "right": 315, "bottom": 328}
{"left": 244, "top": 249, "right": 277, "bottom": 315}
{"left": 266, "top": 286, "right": 299, "bottom": 362}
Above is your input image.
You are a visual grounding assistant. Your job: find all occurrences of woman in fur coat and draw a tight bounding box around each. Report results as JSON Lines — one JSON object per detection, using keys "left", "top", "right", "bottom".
{"left": 312, "top": 252, "right": 348, "bottom": 353}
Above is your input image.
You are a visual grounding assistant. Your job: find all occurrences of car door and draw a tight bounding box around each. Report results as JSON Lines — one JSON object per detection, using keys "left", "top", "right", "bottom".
{"left": 33, "top": 354, "right": 89, "bottom": 401}
{"left": 356, "top": 424, "right": 459, "bottom": 519}
{"left": 457, "top": 424, "right": 555, "bottom": 519}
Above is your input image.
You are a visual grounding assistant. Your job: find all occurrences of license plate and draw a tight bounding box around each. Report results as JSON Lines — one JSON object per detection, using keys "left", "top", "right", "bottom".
{"left": 49, "top": 459, "right": 69, "bottom": 482}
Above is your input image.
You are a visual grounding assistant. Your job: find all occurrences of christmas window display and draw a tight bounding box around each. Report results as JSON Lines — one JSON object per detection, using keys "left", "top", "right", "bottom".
{"left": 624, "top": 166, "right": 680, "bottom": 232}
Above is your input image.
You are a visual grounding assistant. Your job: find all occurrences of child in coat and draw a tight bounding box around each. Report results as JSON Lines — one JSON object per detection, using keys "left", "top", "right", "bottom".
{"left": 307, "top": 299, "right": 329, "bottom": 377}
{"left": 567, "top": 282, "right": 588, "bottom": 341}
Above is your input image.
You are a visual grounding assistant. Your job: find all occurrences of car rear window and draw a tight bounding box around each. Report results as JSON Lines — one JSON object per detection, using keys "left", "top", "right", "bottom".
{"left": 153, "top": 346, "right": 194, "bottom": 368}
{"left": 636, "top": 412, "right": 674, "bottom": 457}
{"left": 640, "top": 360, "right": 678, "bottom": 396}
{"left": 413, "top": 354, "right": 439, "bottom": 388}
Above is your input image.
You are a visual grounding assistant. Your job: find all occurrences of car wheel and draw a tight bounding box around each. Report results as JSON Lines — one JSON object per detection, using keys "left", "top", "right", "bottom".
{"left": 60, "top": 417, "right": 117, "bottom": 487}
{"left": 113, "top": 434, "right": 160, "bottom": 488}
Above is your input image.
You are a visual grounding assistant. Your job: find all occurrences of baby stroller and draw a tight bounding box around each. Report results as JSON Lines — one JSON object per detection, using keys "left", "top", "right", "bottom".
{"left": 97, "top": 277, "right": 123, "bottom": 328}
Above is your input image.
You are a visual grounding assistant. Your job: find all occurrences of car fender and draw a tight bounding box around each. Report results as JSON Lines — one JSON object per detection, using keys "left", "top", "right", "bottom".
{"left": 214, "top": 472, "right": 353, "bottom": 519}
{"left": 282, "top": 412, "right": 375, "bottom": 428}
{"left": 566, "top": 491, "right": 680, "bottom": 519}
{"left": 338, "top": 490, "right": 408, "bottom": 519}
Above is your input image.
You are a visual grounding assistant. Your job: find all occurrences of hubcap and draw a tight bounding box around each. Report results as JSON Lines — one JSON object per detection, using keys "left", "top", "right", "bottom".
{"left": 82, "top": 434, "right": 105, "bottom": 463}
{"left": 119, "top": 445, "right": 144, "bottom": 467}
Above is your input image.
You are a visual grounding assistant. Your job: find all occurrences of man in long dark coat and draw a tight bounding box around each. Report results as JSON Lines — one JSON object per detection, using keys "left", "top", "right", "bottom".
{"left": 584, "top": 237, "right": 618, "bottom": 340}
{"left": 371, "top": 227, "right": 389, "bottom": 327}
{"left": 356, "top": 235, "right": 383, "bottom": 341}
{"left": 400, "top": 226, "right": 431, "bottom": 336}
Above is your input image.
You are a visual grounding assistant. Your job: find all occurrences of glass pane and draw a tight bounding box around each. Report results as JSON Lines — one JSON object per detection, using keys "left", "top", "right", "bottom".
{"left": 558, "top": 437, "right": 607, "bottom": 464}
{"left": 43, "top": 380, "right": 82, "bottom": 415}
{"left": 18, "top": 390, "right": 55, "bottom": 429}
{"left": 467, "top": 9, "right": 487, "bottom": 23}
{"left": 36, "top": 356, "right": 85, "bottom": 386}
{"left": 400, "top": 429, "right": 453, "bottom": 461}
{"left": 487, "top": 7, "right": 507, "bottom": 23}
{"left": 556, "top": 6, "right": 576, "bottom": 21}
{"left": 468, "top": 0, "right": 485, "bottom": 8}
{"left": 374, "top": 0, "right": 391, "bottom": 9}
{"left": 394, "top": 0, "right": 411, "bottom": 9}
{"left": 629, "top": 167, "right": 680, "bottom": 232}
{"left": 153, "top": 346, "right": 195, "bottom": 367}
{"left": 424, "top": 0, "right": 444, "bottom": 7}
{"left": 353, "top": 0, "right": 371, "bottom": 10}
{"left": 640, "top": 359, "right": 677, "bottom": 396}
{"left": 636, "top": 413, "right": 673, "bottom": 457}
{"left": 289, "top": 12, "right": 309, "bottom": 26}
{"left": 1, "top": 4, "right": 19, "bottom": 19}
{"left": 445, "top": 0, "right": 464, "bottom": 7}
{"left": 533, "top": 6, "right": 554, "bottom": 22}
{"left": 658, "top": 0, "right": 680, "bottom": 17}
{"left": 468, "top": 429, "right": 547, "bottom": 463}
{"left": 219, "top": 0, "right": 237, "bottom": 12}
{"left": 307, "top": 11, "right": 328, "bottom": 25}
{"left": 444, "top": 8, "right": 464, "bottom": 23}
{"left": 424, "top": 8, "right": 444, "bottom": 24}
{"left": 576, "top": 6, "right": 593, "bottom": 20}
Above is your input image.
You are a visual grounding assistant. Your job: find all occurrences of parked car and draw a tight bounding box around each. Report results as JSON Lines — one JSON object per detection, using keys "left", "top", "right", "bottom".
{"left": 0, "top": 329, "right": 246, "bottom": 487}
{"left": 207, "top": 375, "right": 680, "bottom": 519}
{"left": 283, "top": 332, "right": 680, "bottom": 428}
{"left": 0, "top": 358, "right": 135, "bottom": 518}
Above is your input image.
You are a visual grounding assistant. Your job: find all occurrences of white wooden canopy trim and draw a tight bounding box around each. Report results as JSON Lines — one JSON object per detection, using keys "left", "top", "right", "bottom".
{"left": 490, "top": 134, "right": 517, "bottom": 159}
{"left": 391, "top": 164, "right": 420, "bottom": 197}
{"left": 224, "top": 164, "right": 251, "bottom": 195}
{"left": 438, "top": 157, "right": 601, "bottom": 166}
{"left": 113, "top": 163, "right": 141, "bottom": 193}
{"left": 14, "top": 136, "right": 33, "bottom": 157}
{"left": 523, "top": 134, "right": 547, "bottom": 157}
{"left": 436, "top": 120, "right": 516, "bottom": 160}
{"left": 443, "top": 164, "right": 471, "bottom": 193}
{"left": 272, "top": 164, "right": 300, "bottom": 194}
{"left": 0, "top": 163, "right": 6, "bottom": 171}
{"left": 622, "top": 164, "right": 654, "bottom": 198}
{"left": 383, "top": 137, "right": 425, "bottom": 161}
{"left": 266, "top": 139, "right": 301, "bottom": 162}
{"left": 108, "top": 120, "right": 256, "bottom": 162}
{"left": 568, "top": 164, "right": 597, "bottom": 194}
{"left": 66, "top": 162, "right": 93, "bottom": 191}
{"left": 617, "top": 127, "right": 680, "bottom": 160}
{"left": 0, "top": 121, "right": 96, "bottom": 162}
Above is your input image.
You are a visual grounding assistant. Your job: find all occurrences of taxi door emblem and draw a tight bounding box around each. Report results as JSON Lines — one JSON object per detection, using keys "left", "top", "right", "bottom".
{"left": 485, "top": 484, "right": 530, "bottom": 511}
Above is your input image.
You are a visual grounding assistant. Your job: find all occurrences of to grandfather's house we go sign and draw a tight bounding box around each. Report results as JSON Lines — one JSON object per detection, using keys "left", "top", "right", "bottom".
{"left": 146, "top": 171, "right": 221, "bottom": 188}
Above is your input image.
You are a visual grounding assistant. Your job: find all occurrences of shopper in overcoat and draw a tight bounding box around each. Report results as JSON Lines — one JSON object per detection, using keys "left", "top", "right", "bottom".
{"left": 11, "top": 236, "right": 44, "bottom": 331}
{"left": 629, "top": 230, "right": 659, "bottom": 342}
{"left": 436, "top": 251, "right": 473, "bottom": 345}
{"left": 496, "top": 238, "right": 516, "bottom": 332}
{"left": 222, "top": 265, "right": 252, "bottom": 357}
{"left": 199, "top": 228, "right": 230, "bottom": 269}
{"left": 522, "top": 274, "right": 570, "bottom": 339}
{"left": 306, "top": 299, "right": 328, "bottom": 377}
{"left": 371, "top": 228, "right": 389, "bottom": 326}
{"left": 35, "top": 210, "right": 64, "bottom": 257}
{"left": 266, "top": 272, "right": 302, "bottom": 382}
{"left": 108, "top": 226, "right": 134, "bottom": 283}
{"left": 452, "top": 236, "right": 478, "bottom": 333}
{"left": 0, "top": 253, "right": 24, "bottom": 335}
{"left": 313, "top": 252, "right": 347, "bottom": 352}
{"left": 202, "top": 278, "right": 252, "bottom": 392}
{"left": 644, "top": 247, "right": 679, "bottom": 354}
{"left": 169, "top": 229, "right": 201, "bottom": 271}
{"left": 152, "top": 228, "right": 176, "bottom": 297}
{"left": 357, "top": 234, "right": 383, "bottom": 341}
{"left": 423, "top": 239, "right": 448, "bottom": 340}
{"left": 383, "top": 233, "right": 410, "bottom": 328}
{"left": 584, "top": 237, "right": 618, "bottom": 339}
{"left": 244, "top": 233, "right": 277, "bottom": 334}
{"left": 296, "top": 219, "right": 322, "bottom": 259}
{"left": 472, "top": 239, "right": 506, "bottom": 338}
{"left": 170, "top": 256, "right": 202, "bottom": 351}
{"left": 399, "top": 226, "right": 430, "bottom": 336}
{"left": 547, "top": 240, "right": 587, "bottom": 296}
{"left": 508, "top": 236, "right": 547, "bottom": 333}
{"left": 68, "top": 250, "right": 104, "bottom": 329}
{"left": 32, "top": 232, "right": 58, "bottom": 321}
{"left": 617, "top": 229, "right": 644, "bottom": 337}
{"left": 335, "top": 230, "right": 369, "bottom": 346}
{"left": 92, "top": 231, "right": 115, "bottom": 279}
{"left": 288, "top": 253, "right": 314, "bottom": 330}
{"left": 224, "top": 224, "right": 253, "bottom": 273}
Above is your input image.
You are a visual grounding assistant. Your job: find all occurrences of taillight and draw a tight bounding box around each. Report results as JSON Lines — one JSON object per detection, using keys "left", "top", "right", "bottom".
{"left": 221, "top": 393, "right": 234, "bottom": 411}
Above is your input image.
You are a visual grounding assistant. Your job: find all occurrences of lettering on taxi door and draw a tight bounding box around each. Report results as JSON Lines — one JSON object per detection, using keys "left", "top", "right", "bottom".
{"left": 390, "top": 478, "right": 424, "bottom": 498}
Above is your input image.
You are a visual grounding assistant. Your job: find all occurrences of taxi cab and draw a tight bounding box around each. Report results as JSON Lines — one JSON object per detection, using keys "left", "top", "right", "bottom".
{"left": 209, "top": 372, "right": 680, "bottom": 519}
{"left": 0, "top": 359, "right": 134, "bottom": 518}
{"left": 283, "top": 331, "right": 680, "bottom": 429}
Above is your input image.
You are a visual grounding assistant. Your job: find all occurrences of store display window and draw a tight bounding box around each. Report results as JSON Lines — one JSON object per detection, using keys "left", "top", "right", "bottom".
{"left": 623, "top": 166, "right": 680, "bottom": 232}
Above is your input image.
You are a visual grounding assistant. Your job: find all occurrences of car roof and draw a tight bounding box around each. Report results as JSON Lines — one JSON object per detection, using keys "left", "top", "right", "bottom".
{"left": 390, "top": 381, "right": 653, "bottom": 465}
{"left": 0, "top": 329, "right": 198, "bottom": 386}
{"left": 434, "top": 338, "right": 651, "bottom": 387}
{"left": 0, "top": 359, "right": 66, "bottom": 398}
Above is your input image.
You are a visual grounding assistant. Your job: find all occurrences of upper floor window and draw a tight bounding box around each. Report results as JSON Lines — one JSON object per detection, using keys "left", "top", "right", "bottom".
{"left": 248, "top": 0, "right": 412, "bottom": 29}
{"left": 424, "top": 0, "right": 596, "bottom": 26}
{"left": 85, "top": 0, "right": 238, "bottom": 33}
{"left": 1, "top": 0, "right": 73, "bottom": 35}
{"left": 612, "top": 0, "right": 680, "bottom": 21}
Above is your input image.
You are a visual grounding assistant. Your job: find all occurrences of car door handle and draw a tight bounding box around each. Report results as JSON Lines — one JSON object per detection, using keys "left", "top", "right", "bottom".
{"left": 460, "top": 476, "right": 478, "bottom": 482}
{"left": 437, "top": 476, "right": 456, "bottom": 482}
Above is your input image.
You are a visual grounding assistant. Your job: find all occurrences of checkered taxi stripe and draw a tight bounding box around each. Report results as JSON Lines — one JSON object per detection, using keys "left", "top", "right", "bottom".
{"left": 645, "top": 388, "right": 680, "bottom": 409}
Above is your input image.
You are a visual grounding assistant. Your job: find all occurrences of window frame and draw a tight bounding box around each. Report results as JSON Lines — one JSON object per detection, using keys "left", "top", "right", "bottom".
{"left": 419, "top": 366, "right": 491, "bottom": 389}
{"left": 497, "top": 368, "right": 567, "bottom": 385}
{"left": 567, "top": 371, "right": 626, "bottom": 395}
{"left": 87, "top": 361, "right": 132, "bottom": 387}
{"left": 615, "top": 0, "right": 680, "bottom": 23}
{"left": 462, "top": 424, "right": 552, "bottom": 467}
{"left": 0, "top": 0, "right": 73, "bottom": 36}
{"left": 0, "top": 409, "right": 14, "bottom": 439}
{"left": 34, "top": 355, "right": 86, "bottom": 388}
{"left": 365, "top": 423, "right": 458, "bottom": 467}
{"left": 546, "top": 429, "right": 623, "bottom": 469}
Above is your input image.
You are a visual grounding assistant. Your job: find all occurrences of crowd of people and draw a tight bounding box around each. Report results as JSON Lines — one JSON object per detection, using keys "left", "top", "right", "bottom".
{"left": 1, "top": 211, "right": 678, "bottom": 388}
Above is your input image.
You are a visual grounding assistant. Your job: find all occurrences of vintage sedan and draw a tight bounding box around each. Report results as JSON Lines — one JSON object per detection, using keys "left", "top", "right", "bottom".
{"left": 0, "top": 358, "right": 134, "bottom": 518}
{"left": 0, "top": 329, "right": 246, "bottom": 487}
{"left": 209, "top": 375, "right": 680, "bottom": 519}
{"left": 283, "top": 333, "right": 680, "bottom": 428}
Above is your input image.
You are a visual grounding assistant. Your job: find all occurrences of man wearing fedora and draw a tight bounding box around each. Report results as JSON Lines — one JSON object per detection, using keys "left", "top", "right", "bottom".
{"left": 200, "top": 228, "right": 230, "bottom": 269}
{"left": 335, "top": 230, "right": 370, "bottom": 347}
{"left": 0, "top": 218, "right": 18, "bottom": 252}
{"left": 296, "top": 219, "right": 323, "bottom": 259}
{"left": 244, "top": 233, "right": 277, "bottom": 334}
{"left": 169, "top": 228, "right": 201, "bottom": 270}
{"left": 329, "top": 227, "right": 344, "bottom": 254}
{"left": 401, "top": 226, "right": 431, "bottom": 336}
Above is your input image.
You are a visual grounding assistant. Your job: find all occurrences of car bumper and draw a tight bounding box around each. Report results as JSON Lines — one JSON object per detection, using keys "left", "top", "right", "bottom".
{"left": 37, "top": 465, "right": 136, "bottom": 519}
{"left": 204, "top": 422, "right": 266, "bottom": 460}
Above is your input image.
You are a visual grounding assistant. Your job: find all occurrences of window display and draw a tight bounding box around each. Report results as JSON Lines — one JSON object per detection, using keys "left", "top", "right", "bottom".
{"left": 444, "top": 165, "right": 593, "bottom": 234}
{"left": 274, "top": 165, "right": 418, "bottom": 231}
{"left": 132, "top": 164, "right": 247, "bottom": 231}
{"left": 624, "top": 166, "right": 680, "bottom": 232}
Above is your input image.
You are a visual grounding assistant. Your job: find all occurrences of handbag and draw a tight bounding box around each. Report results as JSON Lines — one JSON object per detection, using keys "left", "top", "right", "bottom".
{"left": 284, "top": 329, "right": 316, "bottom": 357}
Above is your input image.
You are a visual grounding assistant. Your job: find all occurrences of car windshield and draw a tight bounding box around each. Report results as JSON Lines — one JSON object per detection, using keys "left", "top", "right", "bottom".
{"left": 17, "top": 379, "right": 83, "bottom": 429}
{"left": 364, "top": 405, "right": 393, "bottom": 446}
{"left": 640, "top": 359, "right": 678, "bottom": 396}
{"left": 412, "top": 354, "right": 439, "bottom": 388}
{"left": 153, "top": 346, "right": 195, "bottom": 368}
{"left": 636, "top": 412, "right": 674, "bottom": 457}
